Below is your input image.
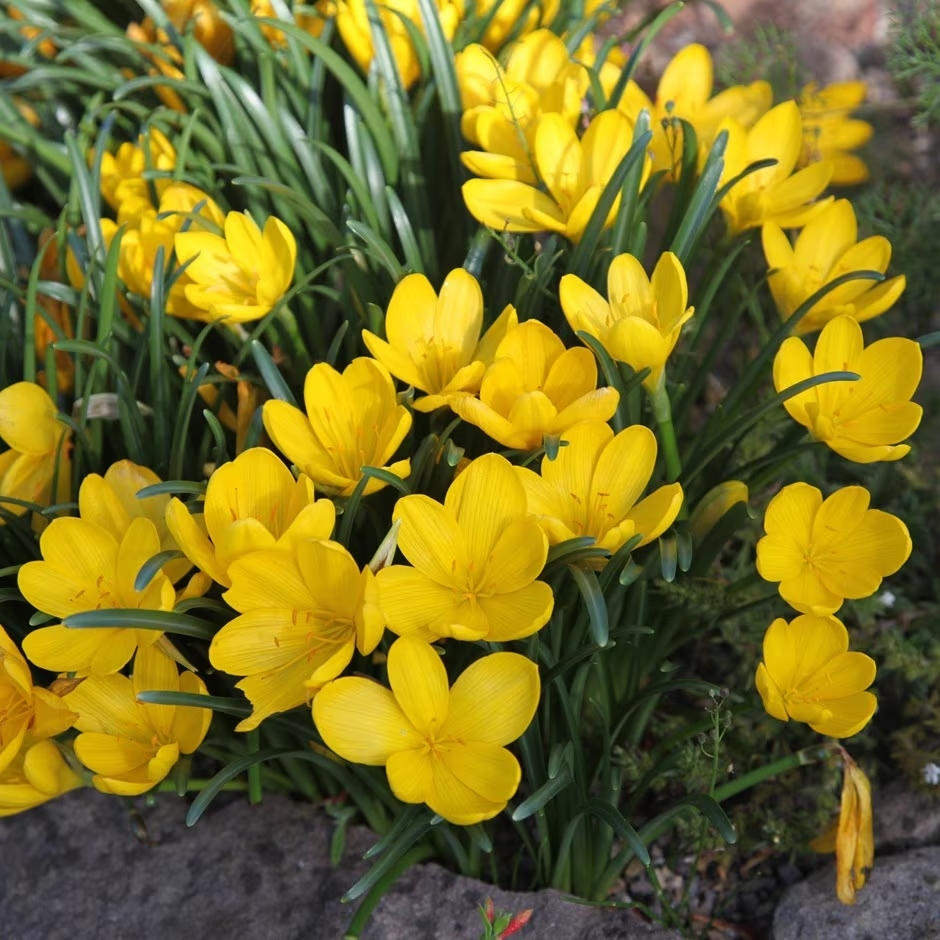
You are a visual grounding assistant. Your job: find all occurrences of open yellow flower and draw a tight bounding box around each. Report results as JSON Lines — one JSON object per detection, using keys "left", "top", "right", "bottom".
{"left": 362, "top": 268, "right": 517, "bottom": 411}
{"left": 812, "top": 753, "right": 874, "bottom": 905}
{"left": 756, "top": 613, "right": 876, "bottom": 737}
{"left": 0, "top": 382, "right": 70, "bottom": 521}
{"left": 65, "top": 644, "right": 211, "bottom": 796}
{"left": 450, "top": 320, "right": 619, "bottom": 451}
{"left": 560, "top": 251, "right": 693, "bottom": 393}
{"left": 462, "top": 109, "right": 647, "bottom": 243}
{"left": 162, "top": 0, "right": 234, "bottom": 64}
{"left": 800, "top": 81, "right": 873, "bottom": 187}
{"left": 165, "top": 447, "right": 335, "bottom": 589}
{"left": 251, "top": 0, "right": 335, "bottom": 45}
{"left": 756, "top": 483, "right": 911, "bottom": 615}
{"left": 377, "top": 453, "right": 553, "bottom": 642}
{"left": 515, "top": 422, "right": 683, "bottom": 561}
{"left": 99, "top": 127, "right": 176, "bottom": 211}
{"left": 174, "top": 210, "right": 297, "bottom": 323}
{"left": 762, "top": 199, "right": 906, "bottom": 334}
{"left": 457, "top": 31, "right": 590, "bottom": 185}
{"left": 472, "top": 0, "right": 559, "bottom": 51}
{"left": 314, "top": 636, "right": 540, "bottom": 825}
{"left": 774, "top": 315, "right": 923, "bottom": 463}
{"left": 717, "top": 101, "right": 833, "bottom": 235}
{"left": 336, "top": 0, "right": 462, "bottom": 89}
{"left": 0, "top": 624, "right": 80, "bottom": 817}
{"left": 19, "top": 514, "right": 175, "bottom": 675}
{"left": 212, "top": 539, "right": 384, "bottom": 731}
{"left": 616, "top": 43, "right": 771, "bottom": 180}
{"left": 263, "top": 358, "right": 412, "bottom": 497}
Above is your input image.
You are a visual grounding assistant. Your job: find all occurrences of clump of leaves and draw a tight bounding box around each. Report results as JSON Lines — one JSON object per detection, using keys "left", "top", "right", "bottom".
{"left": 714, "top": 23, "right": 803, "bottom": 102}
{"left": 888, "top": 0, "right": 940, "bottom": 128}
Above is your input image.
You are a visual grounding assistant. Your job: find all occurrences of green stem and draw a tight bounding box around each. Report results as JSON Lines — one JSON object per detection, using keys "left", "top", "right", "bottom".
{"left": 649, "top": 384, "right": 682, "bottom": 485}
{"left": 247, "top": 729, "right": 263, "bottom": 804}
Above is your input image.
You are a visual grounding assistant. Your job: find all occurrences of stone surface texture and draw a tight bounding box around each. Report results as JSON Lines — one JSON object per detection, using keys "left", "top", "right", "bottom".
{"left": 0, "top": 791, "right": 682, "bottom": 940}
{"left": 772, "top": 845, "right": 940, "bottom": 940}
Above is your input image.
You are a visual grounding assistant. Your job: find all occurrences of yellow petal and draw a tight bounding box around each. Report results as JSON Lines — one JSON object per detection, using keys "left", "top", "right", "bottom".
{"left": 658, "top": 43, "right": 712, "bottom": 112}
{"left": 625, "top": 483, "right": 684, "bottom": 548}
{"left": 793, "top": 199, "right": 857, "bottom": 275}
{"left": 440, "top": 742, "right": 520, "bottom": 805}
{"left": 426, "top": 755, "right": 508, "bottom": 825}
{"left": 387, "top": 636, "right": 450, "bottom": 734}
{"left": 473, "top": 304, "right": 519, "bottom": 366}
{"left": 75, "top": 732, "right": 153, "bottom": 775}
{"left": 132, "top": 643, "right": 179, "bottom": 740}
{"left": 173, "top": 670, "right": 212, "bottom": 752}
{"left": 462, "top": 178, "right": 566, "bottom": 234}
{"left": 591, "top": 424, "right": 656, "bottom": 524}
{"left": 483, "top": 517, "right": 549, "bottom": 592}
{"left": 386, "top": 748, "right": 434, "bottom": 804}
{"left": 542, "top": 347, "right": 599, "bottom": 410}
{"left": 165, "top": 500, "right": 229, "bottom": 587}
{"left": 393, "top": 494, "right": 467, "bottom": 586}
{"left": 559, "top": 273, "right": 613, "bottom": 342}
{"left": 477, "top": 582, "right": 555, "bottom": 641}
{"left": 313, "top": 676, "right": 420, "bottom": 764}
{"left": 755, "top": 659, "right": 789, "bottom": 722}
{"left": 65, "top": 673, "right": 144, "bottom": 738}
{"left": 535, "top": 113, "right": 582, "bottom": 210}
{"left": 0, "top": 382, "right": 63, "bottom": 455}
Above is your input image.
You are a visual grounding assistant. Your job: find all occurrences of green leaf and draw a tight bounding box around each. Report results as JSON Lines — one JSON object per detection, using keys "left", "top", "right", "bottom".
{"left": 669, "top": 129, "right": 726, "bottom": 264}
{"left": 677, "top": 794, "right": 737, "bottom": 844}
{"left": 64, "top": 609, "right": 216, "bottom": 640}
{"left": 346, "top": 220, "right": 405, "bottom": 282}
{"left": 136, "top": 691, "right": 250, "bottom": 717}
{"left": 133, "top": 550, "right": 185, "bottom": 592}
{"left": 250, "top": 339, "right": 296, "bottom": 404}
{"left": 135, "top": 481, "right": 207, "bottom": 498}
{"left": 585, "top": 798, "right": 650, "bottom": 866}
{"left": 659, "top": 531, "right": 678, "bottom": 583}
{"left": 512, "top": 761, "right": 574, "bottom": 821}
{"left": 568, "top": 564, "right": 609, "bottom": 647}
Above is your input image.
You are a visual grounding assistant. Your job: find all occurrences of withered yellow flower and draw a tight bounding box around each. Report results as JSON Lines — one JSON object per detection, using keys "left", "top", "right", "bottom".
{"left": 263, "top": 358, "right": 412, "bottom": 497}
{"left": 65, "top": 644, "right": 211, "bottom": 796}
{"left": 450, "top": 320, "right": 619, "bottom": 451}
{"left": 212, "top": 539, "right": 385, "bottom": 731}
{"left": 756, "top": 613, "right": 876, "bottom": 738}
{"left": 774, "top": 315, "right": 922, "bottom": 463}
{"left": 762, "top": 199, "right": 906, "bottom": 334}
{"left": 314, "top": 637, "right": 541, "bottom": 825}
{"left": 362, "top": 268, "right": 517, "bottom": 411}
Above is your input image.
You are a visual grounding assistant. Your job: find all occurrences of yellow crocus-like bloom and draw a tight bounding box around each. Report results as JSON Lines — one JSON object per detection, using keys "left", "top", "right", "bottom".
{"left": 799, "top": 81, "right": 873, "bottom": 187}
{"left": 774, "top": 315, "right": 923, "bottom": 463}
{"left": 457, "top": 31, "right": 590, "bottom": 185}
{"left": 717, "top": 101, "right": 833, "bottom": 235}
{"left": 314, "top": 636, "right": 540, "bottom": 825}
{"left": 161, "top": 0, "right": 234, "bottom": 64}
{"left": 462, "top": 109, "right": 647, "bottom": 244}
{"left": 19, "top": 511, "right": 175, "bottom": 675}
{"left": 756, "top": 483, "right": 911, "bottom": 616}
{"left": 515, "top": 422, "right": 684, "bottom": 562}
{"left": 99, "top": 127, "right": 176, "bottom": 212}
{"left": 362, "top": 268, "right": 517, "bottom": 411}
{"left": 812, "top": 753, "right": 874, "bottom": 905}
{"left": 175, "top": 210, "right": 297, "bottom": 324}
{"left": 212, "top": 539, "right": 385, "bottom": 731}
{"left": 250, "top": 0, "right": 336, "bottom": 45}
{"left": 450, "top": 320, "right": 619, "bottom": 450}
{"left": 336, "top": 0, "right": 462, "bottom": 89}
{"left": 165, "top": 447, "right": 335, "bottom": 589}
{"left": 472, "top": 0, "right": 559, "bottom": 51}
{"left": 617, "top": 43, "right": 772, "bottom": 180}
{"left": 0, "top": 382, "right": 70, "bottom": 522}
{"left": 263, "top": 358, "right": 412, "bottom": 497}
{"left": 762, "top": 199, "right": 906, "bottom": 335}
{"left": 0, "top": 624, "right": 80, "bottom": 817}
{"left": 756, "top": 613, "right": 876, "bottom": 738}
{"left": 65, "top": 645, "right": 211, "bottom": 796}
{"left": 560, "top": 251, "right": 693, "bottom": 393}
{"left": 125, "top": 19, "right": 188, "bottom": 114}
{"left": 376, "top": 454, "right": 553, "bottom": 642}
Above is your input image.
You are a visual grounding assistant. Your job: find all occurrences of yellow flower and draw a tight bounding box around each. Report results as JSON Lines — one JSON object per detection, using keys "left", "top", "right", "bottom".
{"left": 514, "top": 422, "right": 683, "bottom": 561}
{"left": 314, "top": 636, "right": 540, "bottom": 825}
{"left": 800, "top": 81, "right": 873, "bottom": 187}
{"left": 616, "top": 43, "right": 772, "bottom": 180}
{"left": 161, "top": 0, "right": 234, "bottom": 64}
{"left": 774, "top": 315, "right": 923, "bottom": 463}
{"left": 462, "top": 109, "right": 647, "bottom": 243}
{"left": 174, "top": 210, "right": 296, "bottom": 323}
{"left": 560, "top": 251, "right": 693, "bottom": 393}
{"left": 336, "top": 0, "right": 462, "bottom": 89}
{"left": 165, "top": 447, "right": 335, "bottom": 589}
{"left": 756, "top": 483, "right": 911, "bottom": 615}
{"left": 125, "top": 19, "right": 188, "bottom": 113}
{"left": 99, "top": 128, "right": 176, "bottom": 211}
{"left": 812, "top": 753, "right": 874, "bottom": 904}
{"left": 762, "top": 199, "right": 906, "bottom": 334}
{"left": 472, "top": 0, "right": 559, "bottom": 51}
{"left": 717, "top": 101, "right": 833, "bottom": 235}
{"left": 457, "top": 31, "right": 590, "bottom": 185}
{"left": 211, "top": 539, "right": 384, "bottom": 731}
{"left": 450, "top": 320, "right": 619, "bottom": 450}
{"left": 65, "top": 644, "right": 211, "bottom": 796}
{"left": 0, "top": 101, "right": 41, "bottom": 189}
{"left": 263, "top": 358, "right": 412, "bottom": 497}
{"left": 377, "top": 454, "right": 552, "bottom": 641}
{"left": 0, "top": 382, "right": 71, "bottom": 522}
{"left": 362, "top": 269, "right": 517, "bottom": 411}
{"left": 251, "top": 0, "right": 336, "bottom": 45}
{"left": 689, "top": 481, "right": 748, "bottom": 541}
{"left": 756, "top": 613, "right": 876, "bottom": 737}
{"left": 19, "top": 512, "right": 175, "bottom": 675}
{"left": 0, "top": 624, "right": 80, "bottom": 817}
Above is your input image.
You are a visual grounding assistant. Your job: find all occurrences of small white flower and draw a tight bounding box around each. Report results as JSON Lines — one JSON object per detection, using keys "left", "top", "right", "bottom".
{"left": 879, "top": 590, "right": 896, "bottom": 608}
{"left": 922, "top": 762, "right": 940, "bottom": 786}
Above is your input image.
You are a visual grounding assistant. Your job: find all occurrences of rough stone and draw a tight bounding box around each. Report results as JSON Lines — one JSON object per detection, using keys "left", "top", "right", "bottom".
{"left": 876, "top": 780, "right": 940, "bottom": 850}
{"left": 0, "top": 791, "right": 683, "bottom": 940}
{"left": 772, "top": 846, "right": 940, "bottom": 940}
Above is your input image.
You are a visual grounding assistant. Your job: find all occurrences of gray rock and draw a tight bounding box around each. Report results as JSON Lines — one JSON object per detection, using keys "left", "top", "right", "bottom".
{"left": 876, "top": 780, "right": 940, "bottom": 850}
{"left": 0, "top": 791, "right": 682, "bottom": 940}
{"left": 772, "top": 846, "right": 940, "bottom": 940}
